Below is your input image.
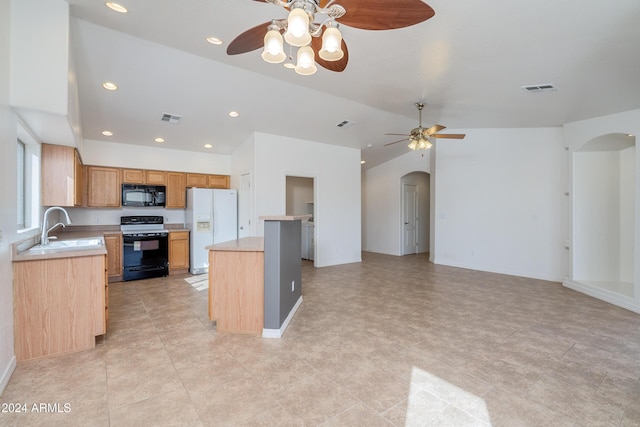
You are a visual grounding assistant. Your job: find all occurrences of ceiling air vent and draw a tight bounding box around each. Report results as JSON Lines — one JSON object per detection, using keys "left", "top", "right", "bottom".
{"left": 336, "top": 120, "right": 355, "bottom": 129}
{"left": 161, "top": 113, "right": 182, "bottom": 124}
{"left": 521, "top": 83, "right": 558, "bottom": 93}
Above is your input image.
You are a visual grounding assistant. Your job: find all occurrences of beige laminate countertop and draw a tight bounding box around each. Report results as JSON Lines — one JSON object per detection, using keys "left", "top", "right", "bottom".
{"left": 12, "top": 231, "right": 108, "bottom": 262}
{"left": 206, "top": 237, "right": 264, "bottom": 252}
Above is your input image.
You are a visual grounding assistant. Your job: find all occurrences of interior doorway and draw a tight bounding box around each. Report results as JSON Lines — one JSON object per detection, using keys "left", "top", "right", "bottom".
{"left": 401, "top": 172, "right": 430, "bottom": 256}
{"left": 286, "top": 176, "right": 315, "bottom": 264}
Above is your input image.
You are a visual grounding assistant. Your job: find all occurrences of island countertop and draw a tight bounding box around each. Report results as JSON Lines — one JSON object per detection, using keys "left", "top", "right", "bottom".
{"left": 259, "top": 214, "right": 312, "bottom": 221}
{"left": 206, "top": 236, "right": 264, "bottom": 252}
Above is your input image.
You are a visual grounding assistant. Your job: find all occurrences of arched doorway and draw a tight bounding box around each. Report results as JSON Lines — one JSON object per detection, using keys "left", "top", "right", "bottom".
{"left": 401, "top": 171, "right": 430, "bottom": 256}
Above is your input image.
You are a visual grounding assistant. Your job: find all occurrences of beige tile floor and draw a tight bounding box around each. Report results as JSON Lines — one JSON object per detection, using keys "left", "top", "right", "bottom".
{"left": 2, "top": 252, "right": 640, "bottom": 426}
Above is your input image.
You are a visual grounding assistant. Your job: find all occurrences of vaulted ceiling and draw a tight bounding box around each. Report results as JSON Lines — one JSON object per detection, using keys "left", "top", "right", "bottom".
{"left": 67, "top": 0, "right": 640, "bottom": 168}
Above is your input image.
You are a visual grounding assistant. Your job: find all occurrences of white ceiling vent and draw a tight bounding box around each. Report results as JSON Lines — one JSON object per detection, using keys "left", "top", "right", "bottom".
{"left": 336, "top": 120, "right": 355, "bottom": 129}
{"left": 161, "top": 113, "right": 182, "bottom": 124}
{"left": 521, "top": 83, "right": 558, "bottom": 93}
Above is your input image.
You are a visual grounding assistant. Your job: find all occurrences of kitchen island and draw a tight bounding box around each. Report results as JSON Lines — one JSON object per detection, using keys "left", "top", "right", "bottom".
{"left": 207, "top": 215, "right": 308, "bottom": 337}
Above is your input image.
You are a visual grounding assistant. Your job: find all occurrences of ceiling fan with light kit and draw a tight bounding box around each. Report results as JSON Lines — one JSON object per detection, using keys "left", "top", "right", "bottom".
{"left": 227, "top": 0, "right": 435, "bottom": 75}
{"left": 384, "top": 102, "right": 466, "bottom": 151}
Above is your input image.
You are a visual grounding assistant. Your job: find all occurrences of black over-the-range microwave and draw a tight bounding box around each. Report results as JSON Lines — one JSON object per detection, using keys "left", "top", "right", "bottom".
{"left": 122, "top": 184, "right": 166, "bottom": 207}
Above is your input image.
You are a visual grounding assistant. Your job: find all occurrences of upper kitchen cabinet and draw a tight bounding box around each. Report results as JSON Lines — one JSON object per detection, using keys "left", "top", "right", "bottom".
{"left": 145, "top": 170, "right": 166, "bottom": 185}
{"left": 121, "top": 169, "right": 144, "bottom": 184}
{"left": 186, "top": 173, "right": 208, "bottom": 188}
{"left": 208, "top": 174, "right": 230, "bottom": 189}
{"left": 186, "top": 173, "right": 230, "bottom": 189}
{"left": 122, "top": 168, "right": 166, "bottom": 185}
{"left": 166, "top": 172, "right": 187, "bottom": 208}
{"left": 41, "top": 143, "right": 84, "bottom": 207}
{"left": 87, "top": 166, "right": 121, "bottom": 207}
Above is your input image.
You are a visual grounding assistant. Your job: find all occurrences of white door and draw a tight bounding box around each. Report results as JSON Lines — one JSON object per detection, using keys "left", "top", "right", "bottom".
{"left": 403, "top": 183, "right": 418, "bottom": 255}
{"left": 238, "top": 173, "right": 253, "bottom": 238}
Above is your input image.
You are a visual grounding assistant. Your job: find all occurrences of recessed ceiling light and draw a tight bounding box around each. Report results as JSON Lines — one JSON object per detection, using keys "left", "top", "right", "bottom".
{"left": 627, "top": 134, "right": 634, "bottom": 137}
{"left": 204, "top": 144, "right": 213, "bottom": 149}
{"left": 229, "top": 111, "right": 239, "bottom": 118}
{"left": 154, "top": 137, "right": 165, "bottom": 143}
{"left": 105, "top": 2, "right": 128, "bottom": 13}
{"left": 206, "top": 37, "right": 223, "bottom": 45}
{"left": 361, "top": 160, "right": 366, "bottom": 164}
{"left": 101, "top": 130, "right": 113, "bottom": 136}
{"left": 102, "top": 81, "right": 118, "bottom": 91}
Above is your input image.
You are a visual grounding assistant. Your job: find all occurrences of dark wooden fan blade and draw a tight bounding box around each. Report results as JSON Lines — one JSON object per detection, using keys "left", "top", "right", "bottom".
{"left": 336, "top": 0, "right": 435, "bottom": 30}
{"left": 433, "top": 134, "right": 466, "bottom": 139}
{"left": 384, "top": 138, "right": 410, "bottom": 146}
{"left": 425, "top": 124, "right": 445, "bottom": 135}
{"left": 310, "top": 34, "right": 349, "bottom": 72}
{"left": 227, "top": 21, "right": 271, "bottom": 55}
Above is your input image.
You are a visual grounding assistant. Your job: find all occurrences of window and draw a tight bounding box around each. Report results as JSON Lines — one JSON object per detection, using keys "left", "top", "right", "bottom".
{"left": 17, "top": 139, "right": 25, "bottom": 228}
{"left": 16, "top": 121, "right": 40, "bottom": 232}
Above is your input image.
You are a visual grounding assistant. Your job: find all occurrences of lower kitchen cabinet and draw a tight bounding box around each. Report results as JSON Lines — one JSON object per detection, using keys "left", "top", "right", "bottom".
{"left": 13, "top": 254, "right": 108, "bottom": 361}
{"left": 169, "top": 230, "right": 189, "bottom": 274}
{"left": 104, "top": 232, "right": 123, "bottom": 282}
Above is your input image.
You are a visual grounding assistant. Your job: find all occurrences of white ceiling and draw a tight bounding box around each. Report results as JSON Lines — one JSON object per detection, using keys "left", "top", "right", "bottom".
{"left": 67, "top": 0, "right": 640, "bottom": 169}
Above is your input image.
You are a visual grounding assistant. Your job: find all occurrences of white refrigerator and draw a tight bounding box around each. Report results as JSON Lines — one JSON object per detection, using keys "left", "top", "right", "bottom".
{"left": 186, "top": 188, "right": 238, "bottom": 275}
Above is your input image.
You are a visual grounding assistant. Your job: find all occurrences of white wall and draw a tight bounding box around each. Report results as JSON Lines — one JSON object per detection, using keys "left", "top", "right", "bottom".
{"left": 362, "top": 150, "right": 431, "bottom": 255}
{"left": 432, "top": 128, "right": 567, "bottom": 281}
{"left": 0, "top": 0, "right": 17, "bottom": 394}
{"left": 82, "top": 139, "right": 231, "bottom": 173}
{"left": 253, "top": 133, "right": 361, "bottom": 267}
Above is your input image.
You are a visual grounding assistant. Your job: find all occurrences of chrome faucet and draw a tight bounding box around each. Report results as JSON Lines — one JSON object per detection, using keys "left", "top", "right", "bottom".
{"left": 41, "top": 206, "right": 72, "bottom": 245}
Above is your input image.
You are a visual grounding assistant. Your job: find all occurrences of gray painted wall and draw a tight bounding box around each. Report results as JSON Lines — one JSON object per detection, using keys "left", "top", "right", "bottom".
{"left": 263, "top": 220, "right": 302, "bottom": 329}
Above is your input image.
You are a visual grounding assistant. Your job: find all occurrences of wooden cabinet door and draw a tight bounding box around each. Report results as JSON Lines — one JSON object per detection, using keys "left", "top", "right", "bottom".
{"left": 166, "top": 172, "right": 186, "bottom": 208}
{"left": 208, "top": 174, "right": 230, "bottom": 189}
{"left": 87, "top": 166, "right": 121, "bottom": 207}
{"left": 104, "top": 233, "right": 122, "bottom": 281}
{"left": 74, "top": 150, "right": 85, "bottom": 207}
{"left": 186, "top": 173, "right": 208, "bottom": 188}
{"left": 169, "top": 231, "right": 190, "bottom": 273}
{"left": 145, "top": 170, "right": 166, "bottom": 185}
{"left": 121, "top": 168, "right": 144, "bottom": 184}
{"left": 42, "top": 143, "right": 82, "bottom": 207}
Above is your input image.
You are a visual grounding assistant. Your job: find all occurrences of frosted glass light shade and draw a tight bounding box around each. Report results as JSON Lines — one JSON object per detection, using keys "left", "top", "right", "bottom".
{"left": 284, "top": 8, "right": 311, "bottom": 47}
{"left": 319, "top": 26, "right": 343, "bottom": 61}
{"left": 295, "top": 45, "right": 317, "bottom": 75}
{"left": 408, "top": 140, "right": 418, "bottom": 150}
{"left": 262, "top": 29, "right": 286, "bottom": 63}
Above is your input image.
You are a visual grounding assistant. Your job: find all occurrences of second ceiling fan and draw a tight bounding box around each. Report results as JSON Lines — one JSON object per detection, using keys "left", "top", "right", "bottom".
{"left": 226, "top": 0, "right": 435, "bottom": 75}
{"left": 384, "top": 103, "right": 466, "bottom": 150}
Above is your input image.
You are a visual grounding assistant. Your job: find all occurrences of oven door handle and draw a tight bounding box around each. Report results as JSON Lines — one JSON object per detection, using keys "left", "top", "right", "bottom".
{"left": 126, "top": 265, "right": 167, "bottom": 272}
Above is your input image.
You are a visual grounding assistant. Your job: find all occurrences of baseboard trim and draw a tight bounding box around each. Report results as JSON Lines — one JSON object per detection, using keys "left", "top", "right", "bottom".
{"left": 262, "top": 296, "right": 303, "bottom": 339}
{"left": 0, "top": 356, "right": 16, "bottom": 396}
{"left": 563, "top": 279, "right": 640, "bottom": 314}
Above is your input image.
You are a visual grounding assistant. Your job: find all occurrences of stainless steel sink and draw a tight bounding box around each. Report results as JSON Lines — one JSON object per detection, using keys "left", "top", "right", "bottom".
{"left": 28, "top": 238, "right": 103, "bottom": 252}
